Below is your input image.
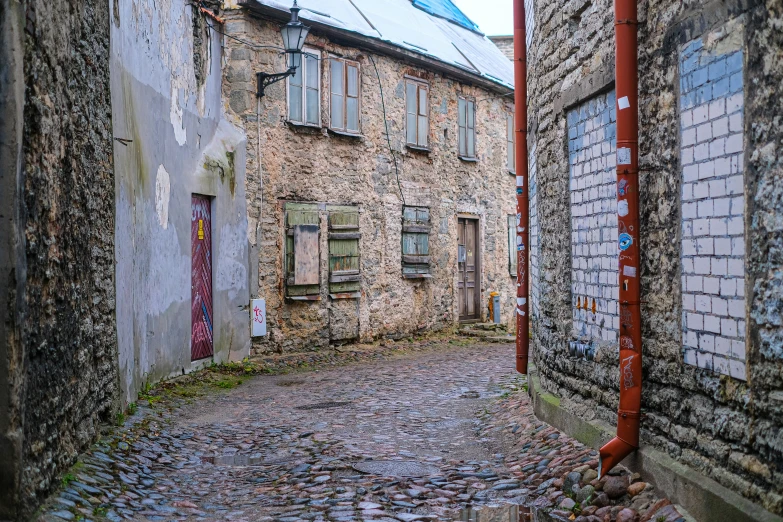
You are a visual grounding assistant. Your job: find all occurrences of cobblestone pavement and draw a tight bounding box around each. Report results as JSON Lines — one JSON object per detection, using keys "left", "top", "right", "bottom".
{"left": 39, "top": 342, "right": 686, "bottom": 522}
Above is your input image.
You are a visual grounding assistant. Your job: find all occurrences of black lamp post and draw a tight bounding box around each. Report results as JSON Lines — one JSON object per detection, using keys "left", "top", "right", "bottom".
{"left": 256, "top": 0, "right": 311, "bottom": 98}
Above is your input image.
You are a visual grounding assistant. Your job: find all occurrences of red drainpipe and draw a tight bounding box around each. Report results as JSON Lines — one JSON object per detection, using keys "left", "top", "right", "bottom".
{"left": 599, "top": 0, "right": 641, "bottom": 477}
{"left": 513, "top": 0, "right": 530, "bottom": 375}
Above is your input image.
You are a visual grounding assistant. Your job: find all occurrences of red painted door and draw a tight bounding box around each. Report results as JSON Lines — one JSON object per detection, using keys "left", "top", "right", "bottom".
{"left": 191, "top": 195, "right": 214, "bottom": 361}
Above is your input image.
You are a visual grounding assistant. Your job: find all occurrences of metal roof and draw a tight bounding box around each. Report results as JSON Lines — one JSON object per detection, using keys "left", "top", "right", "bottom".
{"left": 410, "top": 0, "right": 480, "bottom": 33}
{"left": 245, "top": 0, "right": 514, "bottom": 90}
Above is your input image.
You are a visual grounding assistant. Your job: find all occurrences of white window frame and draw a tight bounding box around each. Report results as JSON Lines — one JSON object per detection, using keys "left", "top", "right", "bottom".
{"left": 286, "top": 46, "right": 321, "bottom": 127}
{"left": 329, "top": 56, "right": 361, "bottom": 134}
{"left": 458, "top": 96, "right": 477, "bottom": 159}
{"left": 405, "top": 77, "right": 430, "bottom": 148}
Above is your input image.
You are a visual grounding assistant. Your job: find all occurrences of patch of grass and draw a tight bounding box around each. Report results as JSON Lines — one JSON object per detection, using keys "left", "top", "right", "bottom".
{"left": 214, "top": 377, "right": 243, "bottom": 389}
{"left": 61, "top": 473, "right": 76, "bottom": 487}
{"left": 116, "top": 411, "right": 125, "bottom": 426}
{"left": 127, "top": 402, "right": 138, "bottom": 416}
{"left": 93, "top": 506, "right": 108, "bottom": 517}
{"left": 209, "top": 357, "right": 269, "bottom": 376}
{"left": 656, "top": 517, "right": 667, "bottom": 522}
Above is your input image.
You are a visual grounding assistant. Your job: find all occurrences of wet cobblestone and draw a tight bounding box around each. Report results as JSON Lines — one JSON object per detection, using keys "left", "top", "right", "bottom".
{"left": 37, "top": 342, "right": 684, "bottom": 522}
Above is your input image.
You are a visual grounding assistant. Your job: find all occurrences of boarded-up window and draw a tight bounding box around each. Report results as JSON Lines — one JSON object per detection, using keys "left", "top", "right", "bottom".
{"left": 328, "top": 206, "right": 361, "bottom": 298}
{"left": 405, "top": 79, "right": 429, "bottom": 148}
{"left": 288, "top": 48, "right": 320, "bottom": 126}
{"left": 402, "top": 206, "right": 432, "bottom": 279}
{"left": 285, "top": 203, "right": 320, "bottom": 299}
{"left": 507, "top": 112, "right": 515, "bottom": 172}
{"left": 508, "top": 214, "right": 517, "bottom": 277}
{"left": 329, "top": 58, "right": 360, "bottom": 134}
{"left": 458, "top": 97, "right": 476, "bottom": 159}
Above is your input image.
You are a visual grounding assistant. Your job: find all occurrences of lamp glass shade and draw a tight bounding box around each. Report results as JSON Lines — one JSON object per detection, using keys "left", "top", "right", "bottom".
{"left": 287, "top": 51, "right": 302, "bottom": 70}
{"left": 281, "top": 22, "right": 310, "bottom": 53}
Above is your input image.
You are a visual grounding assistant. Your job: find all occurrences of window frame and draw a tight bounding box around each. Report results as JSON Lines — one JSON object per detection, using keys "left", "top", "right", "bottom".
{"left": 328, "top": 56, "right": 362, "bottom": 135}
{"left": 506, "top": 110, "right": 516, "bottom": 173}
{"left": 508, "top": 214, "right": 518, "bottom": 277}
{"left": 405, "top": 77, "right": 430, "bottom": 150}
{"left": 458, "top": 96, "right": 477, "bottom": 160}
{"left": 286, "top": 46, "right": 322, "bottom": 127}
{"left": 401, "top": 206, "right": 432, "bottom": 279}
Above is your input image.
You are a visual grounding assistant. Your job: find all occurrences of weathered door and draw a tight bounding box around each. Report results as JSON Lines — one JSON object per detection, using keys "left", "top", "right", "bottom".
{"left": 191, "top": 195, "right": 214, "bottom": 361}
{"left": 457, "top": 217, "right": 480, "bottom": 322}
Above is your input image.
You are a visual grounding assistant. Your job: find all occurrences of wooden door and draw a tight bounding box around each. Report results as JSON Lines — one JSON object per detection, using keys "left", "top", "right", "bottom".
{"left": 457, "top": 217, "right": 480, "bottom": 322}
{"left": 191, "top": 195, "right": 214, "bottom": 361}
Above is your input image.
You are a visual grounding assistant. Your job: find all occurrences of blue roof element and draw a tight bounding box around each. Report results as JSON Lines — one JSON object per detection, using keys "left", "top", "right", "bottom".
{"left": 411, "top": 0, "right": 481, "bottom": 33}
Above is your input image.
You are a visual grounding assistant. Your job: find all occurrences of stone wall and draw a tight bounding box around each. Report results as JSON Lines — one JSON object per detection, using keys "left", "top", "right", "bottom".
{"left": 0, "top": 0, "right": 118, "bottom": 518}
{"left": 221, "top": 10, "right": 518, "bottom": 354}
{"left": 529, "top": 0, "right": 783, "bottom": 515}
{"left": 489, "top": 36, "right": 514, "bottom": 60}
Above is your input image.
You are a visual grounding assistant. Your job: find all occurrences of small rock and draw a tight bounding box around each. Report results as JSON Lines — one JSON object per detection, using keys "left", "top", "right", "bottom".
{"left": 50, "top": 511, "right": 75, "bottom": 521}
{"left": 592, "top": 492, "right": 610, "bottom": 507}
{"left": 603, "top": 475, "right": 629, "bottom": 499}
{"left": 564, "top": 471, "right": 581, "bottom": 494}
{"left": 616, "top": 508, "right": 638, "bottom": 522}
{"left": 582, "top": 469, "right": 598, "bottom": 483}
{"left": 577, "top": 485, "right": 595, "bottom": 503}
{"left": 358, "top": 502, "right": 382, "bottom": 510}
{"left": 559, "top": 497, "right": 576, "bottom": 510}
{"left": 627, "top": 482, "right": 647, "bottom": 497}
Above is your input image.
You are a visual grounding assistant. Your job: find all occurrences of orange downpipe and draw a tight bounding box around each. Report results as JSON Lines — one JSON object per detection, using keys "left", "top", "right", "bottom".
{"left": 599, "top": 0, "right": 642, "bottom": 477}
{"left": 512, "top": 0, "right": 529, "bottom": 374}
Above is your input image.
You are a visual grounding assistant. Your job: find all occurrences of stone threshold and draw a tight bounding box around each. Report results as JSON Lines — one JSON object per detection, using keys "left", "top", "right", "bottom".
{"left": 527, "top": 367, "right": 783, "bottom": 522}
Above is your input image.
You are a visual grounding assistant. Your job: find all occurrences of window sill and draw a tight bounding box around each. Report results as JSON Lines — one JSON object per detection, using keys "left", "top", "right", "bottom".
{"left": 329, "top": 292, "right": 361, "bottom": 300}
{"left": 285, "top": 121, "right": 322, "bottom": 131}
{"left": 406, "top": 144, "right": 431, "bottom": 154}
{"left": 403, "top": 274, "right": 433, "bottom": 280}
{"left": 458, "top": 156, "right": 479, "bottom": 163}
{"left": 285, "top": 294, "right": 321, "bottom": 301}
{"left": 508, "top": 170, "right": 516, "bottom": 176}
{"left": 327, "top": 128, "right": 364, "bottom": 139}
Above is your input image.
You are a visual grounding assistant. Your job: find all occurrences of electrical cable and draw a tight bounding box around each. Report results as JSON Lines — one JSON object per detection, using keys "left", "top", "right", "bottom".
{"left": 368, "top": 55, "right": 405, "bottom": 207}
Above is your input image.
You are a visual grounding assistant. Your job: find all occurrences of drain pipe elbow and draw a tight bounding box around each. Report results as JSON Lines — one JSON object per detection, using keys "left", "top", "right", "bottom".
{"left": 598, "top": 436, "right": 636, "bottom": 479}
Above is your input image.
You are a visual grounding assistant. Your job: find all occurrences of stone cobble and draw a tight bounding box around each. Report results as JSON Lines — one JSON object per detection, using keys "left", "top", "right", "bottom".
{"left": 37, "top": 343, "right": 684, "bottom": 522}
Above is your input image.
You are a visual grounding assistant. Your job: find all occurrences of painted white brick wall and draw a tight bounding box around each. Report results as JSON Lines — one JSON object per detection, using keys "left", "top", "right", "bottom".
{"left": 568, "top": 92, "right": 618, "bottom": 342}
{"left": 680, "top": 35, "right": 746, "bottom": 380}
{"left": 530, "top": 138, "right": 540, "bottom": 318}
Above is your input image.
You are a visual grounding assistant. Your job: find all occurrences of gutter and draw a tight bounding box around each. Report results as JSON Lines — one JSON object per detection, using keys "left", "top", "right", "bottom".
{"left": 238, "top": 0, "right": 514, "bottom": 95}
{"left": 512, "top": 0, "right": 529, "bottom": 374}
{"left": 599, "top": 0, "right": 642, "bottom": 478}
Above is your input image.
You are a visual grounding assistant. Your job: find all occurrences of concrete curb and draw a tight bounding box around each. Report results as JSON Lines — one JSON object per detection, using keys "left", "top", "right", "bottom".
{"left": 527, "top": 368, "right": 783, "bottom": 522}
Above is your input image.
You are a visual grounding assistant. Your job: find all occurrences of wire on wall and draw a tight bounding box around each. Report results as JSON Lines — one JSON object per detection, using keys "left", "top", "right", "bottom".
{"left": 368, "top": 55, "right": 406, "bottom": 207}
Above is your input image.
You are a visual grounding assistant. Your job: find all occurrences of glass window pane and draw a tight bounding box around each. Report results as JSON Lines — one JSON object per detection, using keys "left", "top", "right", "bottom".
{"left": 347, "top": 65, "right": 358, "bottom": 97}
{"left": 306, "top": 54, "right": 318, "bottom": 89}
{"left": 347, "top": 97, "right": 359, "bottom": 131}
{"left": 508, "top": 142, "right": 514, "bottom": 170}
{"left": 407, "top": 113, "right": 417, "bottom": 144}
{"left": 468, "top": 128, "right": 475, "bottom": 157}
{"left": 507, "top": 114, "right": 514, "bottom": 141}
{"left": 331, "top": 93, "right": 344, "bottom": 128}
{"left": 419, "top": 88, "right": 427, "bottom": 115}
{"left": 289, "top": 85, "right": 303, "bottom": 122}
{"left": 290, "top": 63, "right": 303, "bottom": 87}
{"left": 458, "top": 98, "right": 466, "bottom": 126}
{"left": 406, "top": 82, "right": 417, "bottom": 115}
{"left": 306, "top": 88, "right": 319, "bottom": 125}
{"left": 330, "top": 59, "right": 343, "bottom": 95}
{"left": 459, "top": 127, "right": 466, "bottom": 156}
{"left": 467, "top": 101, "right": 474, "bottom": 128}
{"left": 417, "top": 115, "right": 427, "bottom": 147}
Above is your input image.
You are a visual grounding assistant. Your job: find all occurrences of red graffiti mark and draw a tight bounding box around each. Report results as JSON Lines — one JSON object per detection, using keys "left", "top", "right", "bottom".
{"left": 253, "top": 306, "right": 265, "bottom": 325}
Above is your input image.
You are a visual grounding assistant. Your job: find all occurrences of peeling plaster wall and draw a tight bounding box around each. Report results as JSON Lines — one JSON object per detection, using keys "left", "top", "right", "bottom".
{"left": 111, "top": 0, "right": 251, "bottom": 404}
{"left": 529, "top": 0, "right": 783, "bottom": 514}
{"left": 221, "top": 11, "right": 518, "bottom": 354}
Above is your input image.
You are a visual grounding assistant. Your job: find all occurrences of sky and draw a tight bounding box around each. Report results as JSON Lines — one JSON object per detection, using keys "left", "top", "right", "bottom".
{"left": 452, "top": 0, "right": 514, "bottom": 36}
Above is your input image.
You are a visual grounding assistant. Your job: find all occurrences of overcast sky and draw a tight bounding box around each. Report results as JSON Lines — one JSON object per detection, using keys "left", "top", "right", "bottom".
{"left": 452, "top": 0, "right": 514, "bottom": 36}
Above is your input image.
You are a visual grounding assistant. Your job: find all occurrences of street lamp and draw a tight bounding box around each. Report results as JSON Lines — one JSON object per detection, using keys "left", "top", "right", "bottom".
{"left": 256, "top": 0, "right": 311, "bottom": 98}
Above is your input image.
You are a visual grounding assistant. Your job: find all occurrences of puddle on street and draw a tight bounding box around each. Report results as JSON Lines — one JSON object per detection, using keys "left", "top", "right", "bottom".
{"left": 459, "top": 504, "right": 538, "bottom": 522}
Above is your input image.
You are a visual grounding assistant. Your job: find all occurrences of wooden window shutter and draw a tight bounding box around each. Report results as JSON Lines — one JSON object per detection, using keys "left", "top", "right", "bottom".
{"left": 328, "top": 205, "right": 361, "bottom": 298}
{"left": 508, "top": 214, "right": 517, "bottom": 277}
{"left": 402, "top": 206, "right": 432, "bottom": 279}
{"left": 285, "top": 203, "right": 320, "bottom": 299}
{"left": 458, "top": 98, "right": 467, "bottom": 156}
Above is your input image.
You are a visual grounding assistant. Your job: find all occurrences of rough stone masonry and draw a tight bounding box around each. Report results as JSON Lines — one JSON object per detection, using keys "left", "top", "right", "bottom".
{"left": 528, "top": 0, "right": 783, "bottom": 516}
{"left": 0, "top": 0, "right": 118, "bottom": 519}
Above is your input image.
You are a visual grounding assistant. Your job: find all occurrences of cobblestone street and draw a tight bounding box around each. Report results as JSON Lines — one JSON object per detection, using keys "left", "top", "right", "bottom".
{"left": 39, "top": 342, "right": 685, "bottom": 522}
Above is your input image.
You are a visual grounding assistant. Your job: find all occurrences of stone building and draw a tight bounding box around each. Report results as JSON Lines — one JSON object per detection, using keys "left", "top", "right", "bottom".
{"left": 221, "top": 0, "right": 518, "bottom": 354}
{"left": 525, "top": 0, "right": 783, "bottom": 519}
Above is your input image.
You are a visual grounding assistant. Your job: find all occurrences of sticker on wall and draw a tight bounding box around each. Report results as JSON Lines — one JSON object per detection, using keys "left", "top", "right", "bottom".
{"left": 251, "top": 298, "right": 267, "bottom": 337}
{"left": 516, "top": 176, "right": 524, "bottom": 187}
{"left": 619, "top": 233, "right": 633, "bottom": 251}
{"left": 618, "top": 199, "right": 629, "bottom": 217}
{"left": 618, "top": 179, "right": 630, "bottom": 196}
{"left": 622, "top": 265, "right": 637, "bottom": 277}
{"left": 618, "top": 96, "right": 631, "bottom": 110}
{"left": 517, "top": 236, "right": 526, "bottom": 251}
{"left": 618, "top": 147, "right": 632, "bottom": 165}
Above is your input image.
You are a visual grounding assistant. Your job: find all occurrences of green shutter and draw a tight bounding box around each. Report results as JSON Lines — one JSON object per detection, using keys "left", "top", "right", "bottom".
{"left": 328, "top": 206, "right": 361, "bottom": 298}
{"left": 402, "top": 206, "right": 432, "bottom": 278}
{"left": 285, "top": 203, "right": 320, "bottom": 299}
